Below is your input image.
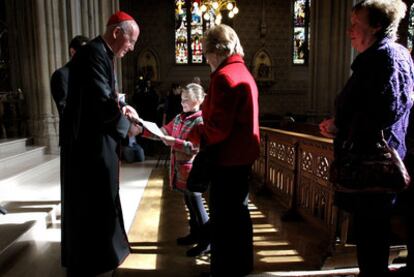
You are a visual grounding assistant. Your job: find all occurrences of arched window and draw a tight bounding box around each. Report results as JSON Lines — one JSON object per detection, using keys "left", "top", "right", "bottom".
{"left": 408, "top": 3, "right": 414, "bottom": 53}
{"left": 293, "top": 0, "right": 311, "bottom": 65}
{"left": 175, "top": 0, "right": 209, "bottom": 64}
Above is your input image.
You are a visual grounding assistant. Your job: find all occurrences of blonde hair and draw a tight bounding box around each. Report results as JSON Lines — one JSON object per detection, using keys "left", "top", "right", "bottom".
{"left": 353, "top": 0, "right": 407, "bottom": 41}
{"left": 202, "top": 24, "right": 244, "bottom": 58}
{"left": 183, "top": 83, "right": 205, "bottom": 102}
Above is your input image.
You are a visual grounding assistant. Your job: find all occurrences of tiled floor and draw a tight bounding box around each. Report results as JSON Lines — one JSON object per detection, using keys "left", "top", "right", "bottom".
{"left": 0, "top": 159, "right": 154, "bottom": 277}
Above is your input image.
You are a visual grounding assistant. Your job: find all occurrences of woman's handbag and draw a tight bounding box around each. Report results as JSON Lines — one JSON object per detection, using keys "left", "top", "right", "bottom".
{"left": 187, "top": 148, "right": 213, "bottom": 193}
{"left": 329, "top": 132, "right": 411, "bottom": 193}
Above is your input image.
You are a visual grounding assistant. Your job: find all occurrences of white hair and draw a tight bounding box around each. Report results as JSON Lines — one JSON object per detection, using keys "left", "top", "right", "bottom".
{"left": 354, "top": 0, "right": 407, "bottom": 41}
{"left": 203, "top": 24, "right": 244, "bottom": 58}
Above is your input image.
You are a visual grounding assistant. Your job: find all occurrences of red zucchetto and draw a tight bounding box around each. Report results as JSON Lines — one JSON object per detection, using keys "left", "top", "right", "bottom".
{"left": 107, "top": 11, "right": 134, "bottom": 26}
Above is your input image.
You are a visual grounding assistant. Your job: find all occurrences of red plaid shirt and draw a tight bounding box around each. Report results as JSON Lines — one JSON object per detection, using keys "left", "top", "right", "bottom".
{"left": 143, "top": 110, "right": 203, "bottom": 190}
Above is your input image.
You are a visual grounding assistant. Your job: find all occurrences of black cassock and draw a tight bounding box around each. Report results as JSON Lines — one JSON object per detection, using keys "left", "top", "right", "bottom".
{"left": 61, "top": 36, "right": 131, "bottom": 274}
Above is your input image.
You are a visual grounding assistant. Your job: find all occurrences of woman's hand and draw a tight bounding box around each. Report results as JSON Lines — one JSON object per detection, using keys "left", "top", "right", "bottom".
{"left": 319, "top": 118, "right": 337, "bottom": 138}
{"left": 161, "top": 135, "right": 176, "bottom": 146}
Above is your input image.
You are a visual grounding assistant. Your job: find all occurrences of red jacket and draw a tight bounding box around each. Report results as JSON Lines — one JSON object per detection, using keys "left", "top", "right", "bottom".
{"left": 202, "top": 54, "right": 260, "bottom": 166}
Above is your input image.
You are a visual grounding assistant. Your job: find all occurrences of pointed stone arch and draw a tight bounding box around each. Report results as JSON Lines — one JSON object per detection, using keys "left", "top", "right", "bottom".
{"left": 137, "top": 48, "right": 160, "bottom": 81}
{"left": 251, "top": 48, "right": 273, "bottom": 82}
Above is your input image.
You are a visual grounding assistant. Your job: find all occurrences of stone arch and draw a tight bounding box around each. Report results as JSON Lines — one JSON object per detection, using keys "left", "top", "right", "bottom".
{"left": 137, "top": 48, "right": 160, "bottom": 82}
{"left": 251, "top": 48, "right": 273, "bottom": 82}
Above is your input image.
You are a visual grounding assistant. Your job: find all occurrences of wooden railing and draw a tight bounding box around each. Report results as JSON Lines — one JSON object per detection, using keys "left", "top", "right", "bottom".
{"left": 252, "top": 127, "right": 342, "bottom": 249}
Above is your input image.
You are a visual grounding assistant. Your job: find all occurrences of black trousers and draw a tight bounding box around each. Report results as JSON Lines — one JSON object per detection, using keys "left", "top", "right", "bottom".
{"left": 351, "top": 193, "right": 394, "bottom": 277}
{"left": 393, "top": 188, "right": 414, "bottom": 276}
{"left": 183, "top": 190, "right": 209, "bottom": 237}
{"left": 209, "top": 164, "right": 253, "bottom": 277}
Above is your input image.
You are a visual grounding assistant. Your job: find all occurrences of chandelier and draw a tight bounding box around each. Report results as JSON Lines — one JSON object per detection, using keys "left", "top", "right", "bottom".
{"left": 199, "top": 0, "right": 239, "bottom": 25}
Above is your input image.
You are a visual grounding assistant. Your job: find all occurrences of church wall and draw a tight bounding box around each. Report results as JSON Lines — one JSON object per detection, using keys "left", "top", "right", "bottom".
{"left": 121, "top": 0, "right": 310, "bottom": 118}
{"left": 2, "top": 0, "right": 389, "bottom": 153}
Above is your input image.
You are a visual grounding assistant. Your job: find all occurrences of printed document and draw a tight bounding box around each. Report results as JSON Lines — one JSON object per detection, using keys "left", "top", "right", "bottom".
{"left": 138, "top": 118, "right": 165, "bottom": 138}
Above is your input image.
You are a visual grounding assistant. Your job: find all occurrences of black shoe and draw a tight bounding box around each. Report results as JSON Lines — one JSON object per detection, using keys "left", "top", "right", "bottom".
{"left": 176, "top": 234, "right": 198, "bottom": 245}
{"left": 186, "top": 243, "right": 210, "bottom": 257}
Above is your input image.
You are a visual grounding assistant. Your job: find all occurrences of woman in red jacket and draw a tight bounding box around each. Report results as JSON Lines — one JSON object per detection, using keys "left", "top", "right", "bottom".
{"left": 201, "top": 24, "right": 260, "bottom": 276}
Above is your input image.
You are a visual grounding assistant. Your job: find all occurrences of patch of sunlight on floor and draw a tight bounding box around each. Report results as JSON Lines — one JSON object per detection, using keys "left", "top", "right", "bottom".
{"left": 254, "top": 241, "right": 290, "bottom": 247}
{"left": 121, "top": 254, "right": 158, "bottom": 270}
{"left": 269, "top": 268, "right": 360, "bottom": 276}
{"left": 131, "top": 245, "right": 158, "bottom": 251}
{"left": 260, "top": 255, "right": 305, "bottom": 263}
{"left": 119, "top": 175, "right": 164, "bottom": 270}
{"left": 257, "top": 249, "right": 299, "bottom": 256}
{"left": 251, "top": 213, "right": 266, "bottom": 219}
{"left": 253, "top": 227, "right": 278, "bottom": 234}
{"left": 254, "top": 235, "right": 281, "bottom": 241}
{"left": 254, "top": 223, "right": 278, "bottom": 229}
{"left": 250, "top": 210, "right": 265, "bottom": 215}
{"left": 248, "top": 204, "right": 259, "bottom": 210}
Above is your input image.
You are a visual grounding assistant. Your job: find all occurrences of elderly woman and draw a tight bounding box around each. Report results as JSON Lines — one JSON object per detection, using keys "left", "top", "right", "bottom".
{"left": 319, "top": 1, "right": 414, "bottom": 276}
{"left": 201, "top": 24, "right": 260, "bottom": 276}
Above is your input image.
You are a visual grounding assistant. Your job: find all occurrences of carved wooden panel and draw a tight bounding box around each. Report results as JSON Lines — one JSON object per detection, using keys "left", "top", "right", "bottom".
{"left": 252, "top": 127, "right": 345, "bottom": 252}
{"left": 268, "top": 132, "right": 296, "bottom": 169}
{"left": 316, "top": 156, "right": 330, "bottom": 180}
{"left": 267, "top": 161, "right": 294, "bottom": 209}
{"left": 297, "top": 137, "right": 335, "bottom": 233}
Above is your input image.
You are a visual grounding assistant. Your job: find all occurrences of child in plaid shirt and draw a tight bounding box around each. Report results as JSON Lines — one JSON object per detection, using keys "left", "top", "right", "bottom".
{"left": 140, "top": 83, "right": 210, "bottom": 256}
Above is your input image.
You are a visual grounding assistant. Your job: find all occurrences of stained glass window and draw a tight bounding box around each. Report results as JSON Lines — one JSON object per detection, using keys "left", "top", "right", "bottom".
{"left": 408, "top": 4, "right": 414, "bottom": 53}
{"left": 175, "top": 0, "right": 211, "bottom": 64}
{"left": 293, "top": 0, "right": 311, "bottom": 65}
{"left": 191, "top": 1, "right": 203, "bottom": 63}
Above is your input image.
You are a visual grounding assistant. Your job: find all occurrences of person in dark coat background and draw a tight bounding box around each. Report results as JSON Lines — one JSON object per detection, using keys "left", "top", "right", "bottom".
{"left": 50, "top": 35, "right": 89, "bottom": 145}
{"left": 201, "top": 24, "right": 260, "bottom": 276}
{"left": 50, "top": 36, "right": 89, "bottom": 231}
{"left": 61, "top": 11, "right": 141, "bottom": 276}
{"left": 319, "top": 1, "right": 414, "bottom": 276}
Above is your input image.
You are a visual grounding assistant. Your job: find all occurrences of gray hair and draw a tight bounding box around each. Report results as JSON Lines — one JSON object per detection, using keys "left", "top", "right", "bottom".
{"left": 353, "top": 0, "right": 407, "bottom": 41}
{"left": 184, "top": 83, "right": 205, "bottom": 102}
{"left": 202, "top": 24, "right": 244, "bottom": 58}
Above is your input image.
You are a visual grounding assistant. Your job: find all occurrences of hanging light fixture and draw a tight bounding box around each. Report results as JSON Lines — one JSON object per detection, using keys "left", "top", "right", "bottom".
{"left": 200, "top": 0, "right": 239, "bottom": 25}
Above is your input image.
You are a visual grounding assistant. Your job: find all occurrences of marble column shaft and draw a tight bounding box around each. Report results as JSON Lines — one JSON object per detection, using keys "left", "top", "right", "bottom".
{"left": 5, "top": 0, "right": 119, "bottom": 153}
{"left": 308, "top": 0, "right": 354, "bottom": 117}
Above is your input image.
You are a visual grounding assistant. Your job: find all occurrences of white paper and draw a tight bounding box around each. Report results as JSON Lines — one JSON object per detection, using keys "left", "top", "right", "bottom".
{"left": 138, "top": 118, "right": 165, "bottom": 138}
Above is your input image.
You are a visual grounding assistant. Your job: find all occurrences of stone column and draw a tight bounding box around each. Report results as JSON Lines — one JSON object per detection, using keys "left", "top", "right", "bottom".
{"left": 6, "top": 0, "right": 119, "bottom": 154}
{"left": 308, "top": 0, "right": 354, "bottom": 120}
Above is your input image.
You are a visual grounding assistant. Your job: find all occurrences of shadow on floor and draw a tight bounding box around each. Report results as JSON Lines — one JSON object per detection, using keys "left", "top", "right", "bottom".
{"left": 116, "top": 169, "right": 337, "bottom": 276}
